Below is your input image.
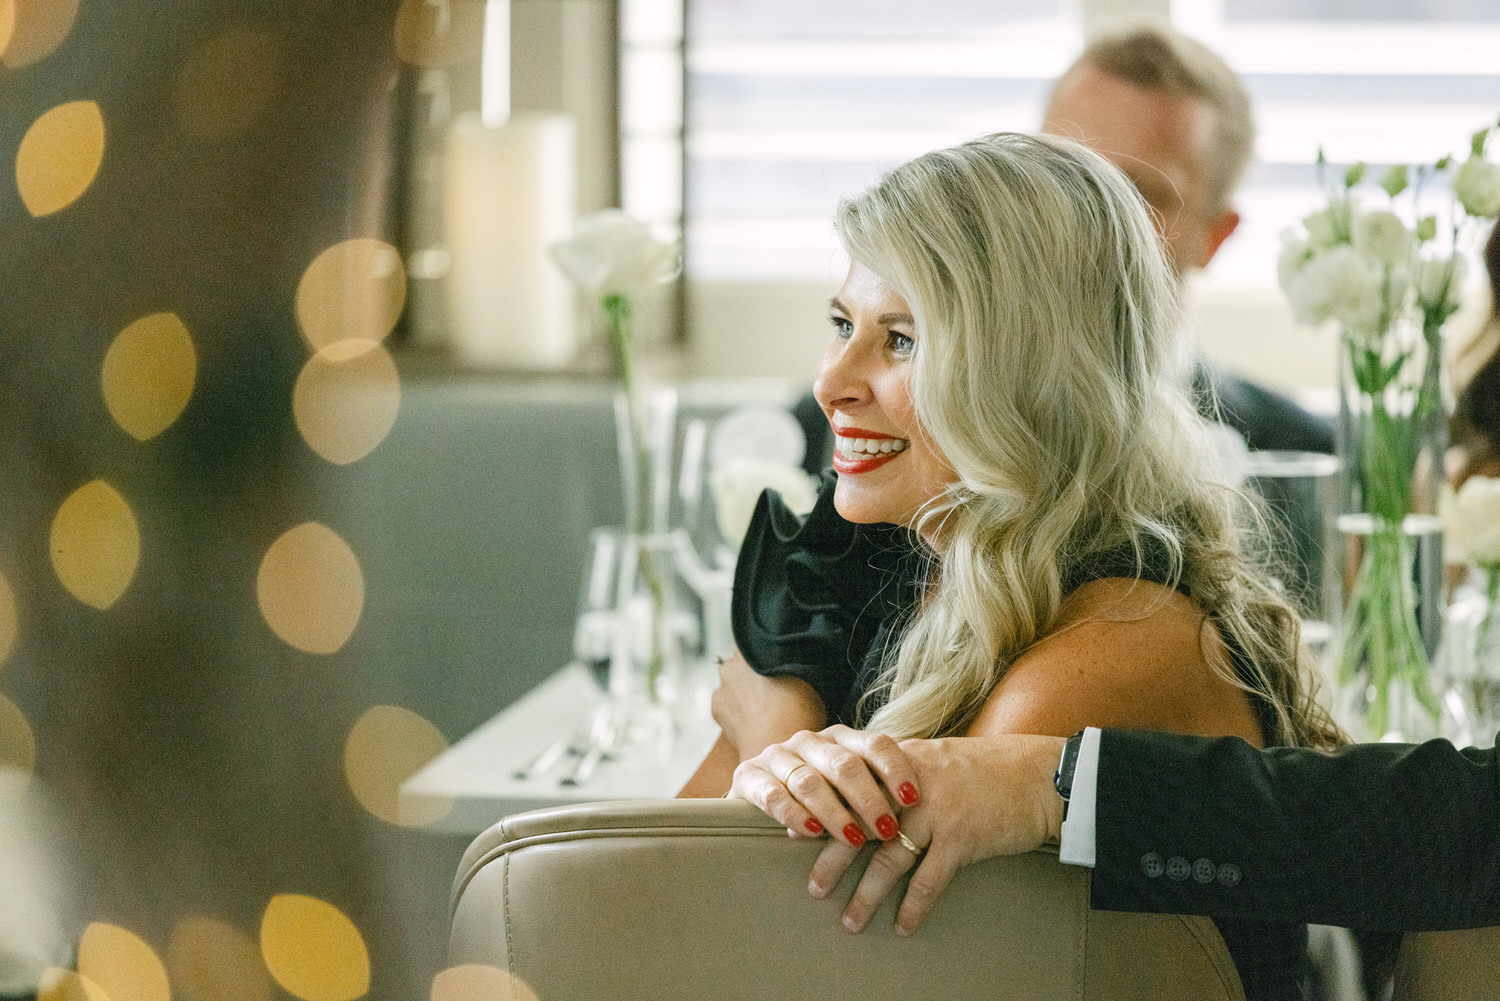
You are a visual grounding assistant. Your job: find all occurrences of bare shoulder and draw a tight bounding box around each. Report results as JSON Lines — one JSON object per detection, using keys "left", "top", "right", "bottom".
{"left": 962, "top": 578, "right": 1264, "bottom": 746}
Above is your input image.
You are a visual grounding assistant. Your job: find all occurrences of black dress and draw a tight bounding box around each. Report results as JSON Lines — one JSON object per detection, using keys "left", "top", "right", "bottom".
{"left": 730, "top": 472, "right": 1311, "bottom": 1001}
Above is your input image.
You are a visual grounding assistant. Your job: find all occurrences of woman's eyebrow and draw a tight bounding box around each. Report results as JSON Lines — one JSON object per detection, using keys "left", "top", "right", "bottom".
{"left": 880, "top": 311, "right": 915, "bottom": 326}
{"left": 828, "top": 296, "right": 847, "bottom": 314}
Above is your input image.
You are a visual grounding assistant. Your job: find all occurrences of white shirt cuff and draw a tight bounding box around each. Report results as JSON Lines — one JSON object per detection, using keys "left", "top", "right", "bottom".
{"left": 1057, "top": 726, "right": 1101, "bottom": 867}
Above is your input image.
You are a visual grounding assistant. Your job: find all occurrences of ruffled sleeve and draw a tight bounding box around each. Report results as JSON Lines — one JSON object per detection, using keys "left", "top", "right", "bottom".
{"left": 731, "top": 471, "right": 921, "bottom": 721}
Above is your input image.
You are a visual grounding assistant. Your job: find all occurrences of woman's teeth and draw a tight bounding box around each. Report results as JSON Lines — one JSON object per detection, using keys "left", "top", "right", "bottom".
{"left": 836, "top": 437, "right": 909, "bottom": 458}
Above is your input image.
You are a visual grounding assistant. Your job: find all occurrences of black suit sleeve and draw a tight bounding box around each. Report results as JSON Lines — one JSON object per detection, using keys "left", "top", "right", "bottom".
{"left": 1090, "top": 729, "right": 1500, "bottom": 931}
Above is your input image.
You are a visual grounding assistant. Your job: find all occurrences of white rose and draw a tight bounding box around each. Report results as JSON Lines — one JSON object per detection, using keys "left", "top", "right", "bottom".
{"left": 1416, "top": 254, "right": 1467, "bottom": 314}
{"left": 1284, "top": 244, "right": 1383, "bottom": 331}
{"left": 709, "top": 458, "right": 820, "bottom": 550}
{"left": 1350, "top": 209, "right": 1412, "bottom": 268}
{"left": 549, "top": 209, "right": 679, "bottom": 295}
{"left": 1454, "top": 158, "right": 1500, "bottom": 219}
{"left": 1444, "top": 475, "right": 1500, "bottom": 565}
{"left": 1303, "top": 203, "right": 1350, "bottom": 250}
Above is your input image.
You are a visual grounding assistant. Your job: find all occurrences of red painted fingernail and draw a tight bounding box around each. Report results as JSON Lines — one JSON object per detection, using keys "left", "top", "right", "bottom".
{"left": 898, "top": 782, "right": 919, "bottom": 805}
{"left": 843, "top": 824, "right": 866, "bottom": 847}
{"left": 876, "top": 814, "right": 898, "bottom": 840}
{"left": 805, "top": 817, "right": 824, "bottom": 835}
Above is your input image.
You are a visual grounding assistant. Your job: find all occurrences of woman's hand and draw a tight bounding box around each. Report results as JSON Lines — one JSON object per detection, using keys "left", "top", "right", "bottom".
{"left": 731, "top": 727, "right": 1067, "bottom": 936}
{"left": 711, "top": 650, "right": 826, "bottom": 759}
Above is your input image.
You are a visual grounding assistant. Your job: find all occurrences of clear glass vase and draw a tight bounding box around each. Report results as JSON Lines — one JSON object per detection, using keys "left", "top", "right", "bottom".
{"left": 1332, "top": 314, "right": 1448, "bottom": 741}
{"left": 1434, "top": 563, "right": 1500, "bottom": 748}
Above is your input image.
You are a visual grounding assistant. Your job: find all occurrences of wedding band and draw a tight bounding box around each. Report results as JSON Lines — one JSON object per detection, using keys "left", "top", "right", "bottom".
{"left": 783, "top": 763, "right": 813, "bottom": 787}
{"left": 896, "top": 831, "right": 926, "bottom": 857}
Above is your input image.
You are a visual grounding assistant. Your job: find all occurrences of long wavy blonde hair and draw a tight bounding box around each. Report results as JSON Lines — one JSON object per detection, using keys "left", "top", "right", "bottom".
{"left": 839, "top": 133, "right": 1339, "bottom": 749}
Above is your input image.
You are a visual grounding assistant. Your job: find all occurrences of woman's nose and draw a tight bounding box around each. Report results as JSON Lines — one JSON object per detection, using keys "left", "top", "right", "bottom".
{"left": 813, "top": 334, "right": 873, "bottom": 412}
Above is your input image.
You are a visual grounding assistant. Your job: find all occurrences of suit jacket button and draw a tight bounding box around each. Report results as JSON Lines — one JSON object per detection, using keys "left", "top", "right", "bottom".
{"left": 1166, "top": 856, "right": 1191, "bottom": 881}
{"left": 1217, "top": 862, "right": 1241, "bottom": 887}
{"left": 1192, "top": 858, "right": 1216, "bottom": 883}
{"left": 1140, "top": 853, "right": 1164, "bottom": 878}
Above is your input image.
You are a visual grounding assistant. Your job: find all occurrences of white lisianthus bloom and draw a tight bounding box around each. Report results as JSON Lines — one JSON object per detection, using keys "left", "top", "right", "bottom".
{"left": 1276, "top": 228, "right": 1314, "bottom": 292}
{"left": 710, "top": 458, "right": 819, "bottom": 550}
{"left": 549, "top": 209, "right": 680, "bottom": 295}
{"left": 1416, "top": 254, "right": 1467, "bottom": 314}
{"left": 1303, "top": 202, "right": 1350, "bottom": 250}
{"left": 1284, "top": 244, "right": 1383, "bottom": 331}
{"left": 1454, "top": 157, "right": 1500, "bottom": 219}
{"left": 1350, "top": 209, "right": 1412, "bottom": 268}
{"left": 1444, "top": 475, "right": 1500, "bottom": 565}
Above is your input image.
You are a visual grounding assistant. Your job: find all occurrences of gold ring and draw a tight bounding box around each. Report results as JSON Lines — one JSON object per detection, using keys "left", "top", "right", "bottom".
{"left": 783, "top": 763, "right": 813, "bottom": 787}
{"left": 896, "top": 831, "right": 926, "bottom": 857}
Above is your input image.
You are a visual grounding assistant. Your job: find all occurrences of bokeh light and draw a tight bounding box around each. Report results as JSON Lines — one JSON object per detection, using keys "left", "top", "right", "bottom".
{"left": 344, "top": 706, "right": 450, "bottom": 827}
{"left": 50, "top": 480, "right": 140, "bottom": 611}
{"left": 16, "top": 99, "right": 104, "bottom": 217}
{"left": 0, "top": 693, "right": 37, "bottom": 802}
{"left": 257, "top": 523, "right": 364, "bottom": 654}
{"left": 78, "top": 923, "right": 170, "bottom": 1001}
{"left": 2, "top": 0, "right": 77, "bottom": 69}
{"left": 293, "top": 340, "right": 401, "bottom": 466}
{"left": 0, "top": 567, "right": 16, "bottom": 667}
{"left": 393, "top": 0, "right": 484, "bottom": 68}
{"left": 37, "top": 969, "right": 108, "bottom": 1001}
{"left": 173, "top": 27, "right": 281, "bottom": 142}
{"left": 259, "top": 895, "right": 369, "bottom": 1001}
{"left": 168, "top": 915, "right": 273, "bottom": 1001}
{"left": 294, "top": 239, "right": 406, "bottom": 351}
{"left": 431, "top": 965, "right": 540, "bottom": 1001}
{"left": 0, "top": 1, "right": 16, "bottom": 62}
{"left": 102, "top": 312, "right": 197, "bottom": 442}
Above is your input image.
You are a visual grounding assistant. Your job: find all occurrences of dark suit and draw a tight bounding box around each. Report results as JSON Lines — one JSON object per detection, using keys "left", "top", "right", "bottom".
{"left": 1091, "top": 729, "right": 1500, "bottom": 931}
{"left": 1192, "top": 363, "right": 1335, "bottom": 455}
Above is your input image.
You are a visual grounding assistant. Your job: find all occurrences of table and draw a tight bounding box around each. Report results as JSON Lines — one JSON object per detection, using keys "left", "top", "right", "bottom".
{"left": 399, "top": 662, "right": 722, "bottom": 834}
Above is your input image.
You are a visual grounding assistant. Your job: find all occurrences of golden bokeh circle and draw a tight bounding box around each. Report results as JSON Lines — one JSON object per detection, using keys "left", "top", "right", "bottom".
{"left": 37, "top": 969, "right": 109, "bottom": 1001}
{"left": 0, "top": 567, "right": 16, "bottom": 667}
{"left": 17, "top": 99, "right": 104, "bottom": 217}
{"left": 172, "top": 27, "right": 281, "bottom": 142}
{"left": 50, "top": 480, "right": 140, "bottom": 611}
{"left": 393, "top": 0, "right": 485, "bottom": 68}
{"left": 0, "top": 1, "right": 17, "bottom": 62}
{"left": 259, "top": 895, "right": 370, "bottom": 1001}
{"left": 344, "top": 705, "right": 450, "bottom": 827}
{"left": 293, "top": 340, "right": 401, "bottom": 466}
{"left": 102, "top": 312, "right": 197, "bottom": 442}
{"left": 2, "top": 0, "right": 77, "bottom": 69}
{"left": 295, "top": 240, "right": 406, "bottom": 351}
{"left": 431, "top": 965, "right": 540, "bottom": 1001}
{"left": 78, "top": 923, "right": 171, "bottom": 1001}
{"left": 168, "top": 915, "right": 273, "bottom": 1001}
{"left": 256, "top": 523, "right": 364, "bottom": 654}
{"left": 0, "top": 693, "right": 36, "bottom": 802}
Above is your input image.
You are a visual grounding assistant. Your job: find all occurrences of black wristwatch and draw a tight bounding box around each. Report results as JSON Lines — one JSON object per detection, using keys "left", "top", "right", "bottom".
{"left": 1054, "top": 730, "right": 1085, "bottom": 813}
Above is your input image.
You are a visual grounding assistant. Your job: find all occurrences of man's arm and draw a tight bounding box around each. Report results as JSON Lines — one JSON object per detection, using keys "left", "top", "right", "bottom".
{"left": 1089, "top": 730, "right": 1500, "bottom": 931}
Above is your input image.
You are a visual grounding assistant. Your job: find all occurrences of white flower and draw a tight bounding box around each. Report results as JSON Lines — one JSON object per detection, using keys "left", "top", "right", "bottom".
{"left": 1302, "top": 203, "right": 1350, "bottom": 250}
{"left": 1276, "top": 229, "right": 1314, "bottom": 292}
{"left": 1453, "top": 157, "right": 1500, "bottom": 219}
{"left": 1416, "top": 254, "right": 1467, "bottom": 314}
{"left": 1350, "top": 209, "right": 1412, "bottom": 268}
{"left": 1444, "top": 475, "right": 1500, "bottom": 565}
{"left": 1283, "top": 244, "right": 1384, "bottom": 332}
{"left": 549, "top": 209, "right": 679, "bottom": 296}
{"left": 709, "top": 458, "right": 819, "bottom": 550}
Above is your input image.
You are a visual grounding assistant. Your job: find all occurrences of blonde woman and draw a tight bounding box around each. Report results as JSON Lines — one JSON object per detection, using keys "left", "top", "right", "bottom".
{"left": 681, "top": 132, "right": 1338, "bottom": 1000}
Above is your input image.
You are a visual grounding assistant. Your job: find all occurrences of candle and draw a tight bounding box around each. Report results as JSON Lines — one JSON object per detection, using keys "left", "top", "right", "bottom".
{"left": 445, "top": 110, "right": 578, "bottom": 369}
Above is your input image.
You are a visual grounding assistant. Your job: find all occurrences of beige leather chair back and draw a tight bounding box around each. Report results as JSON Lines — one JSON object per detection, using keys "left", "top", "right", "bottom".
{"left": 449, "top": 799, "right": 1245, "bottom": 1001}
{"left": 1393, "top": 927, "right": 1500, "bottom": 1000}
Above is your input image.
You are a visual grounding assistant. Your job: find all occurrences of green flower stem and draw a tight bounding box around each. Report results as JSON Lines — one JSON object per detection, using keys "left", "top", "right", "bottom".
{"left": 604, "top": 290, "right": 668, "bottom": 702}
{"left": 1340, "top": 332, "right": 1442, "bottom": 736}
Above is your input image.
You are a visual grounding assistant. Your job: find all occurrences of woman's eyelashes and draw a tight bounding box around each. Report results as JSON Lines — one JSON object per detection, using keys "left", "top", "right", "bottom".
{"left": 828, "top": 315, "right": 916, "bottom": 358}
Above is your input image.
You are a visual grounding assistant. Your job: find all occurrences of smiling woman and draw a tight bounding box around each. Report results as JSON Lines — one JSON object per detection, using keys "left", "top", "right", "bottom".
{"left": 681, "top": 131, "right": 1342, "bottom": 1000}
